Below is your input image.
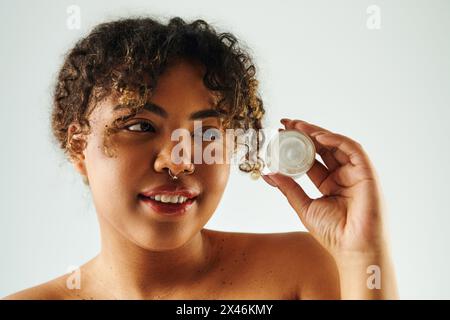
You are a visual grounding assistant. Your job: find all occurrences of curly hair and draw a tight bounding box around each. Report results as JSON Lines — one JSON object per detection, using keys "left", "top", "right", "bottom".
{"left": 51, "top": 16, "right": 266, "bottom": 179}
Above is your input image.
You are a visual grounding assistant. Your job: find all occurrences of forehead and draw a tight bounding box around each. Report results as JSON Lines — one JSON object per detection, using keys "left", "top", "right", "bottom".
{"left": 149, "top": 59, "right": 218, "bottom": 109}
{"left": 91, "top": 59, "right": 225, "bottom": 121}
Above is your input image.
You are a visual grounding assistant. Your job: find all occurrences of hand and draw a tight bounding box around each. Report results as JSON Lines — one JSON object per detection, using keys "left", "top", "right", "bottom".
{"left": 262, "top": 119, "right": 389, "bottom": 258}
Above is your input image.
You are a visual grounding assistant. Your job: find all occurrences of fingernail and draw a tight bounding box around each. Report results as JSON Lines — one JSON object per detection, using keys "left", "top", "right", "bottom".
{"left": 295, "top": 122, "right": 307, "bottom": 129}
{"left": 315, "top": 133, "right": 331, "bottom": 141}
{"left": 311, "top": 131, "right": 327, "bottom": 138}
{"left": 280, "top": 118, "right": 290, "bottom": 124}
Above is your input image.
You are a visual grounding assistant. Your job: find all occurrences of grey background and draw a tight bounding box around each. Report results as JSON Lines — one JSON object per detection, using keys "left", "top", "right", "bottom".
{"left": 1, "top": 0, "right": 449, "bottom": 299}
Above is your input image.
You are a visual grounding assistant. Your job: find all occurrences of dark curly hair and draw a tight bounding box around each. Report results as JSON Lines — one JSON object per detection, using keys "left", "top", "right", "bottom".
{"left": 51, "top": 16, "right": 266, "bottom": 179}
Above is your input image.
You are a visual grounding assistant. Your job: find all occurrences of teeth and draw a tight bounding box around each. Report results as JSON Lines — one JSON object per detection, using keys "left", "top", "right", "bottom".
{"left": 161, "top": 195, "right": 172, "bottom": 203}
{"left": 149, "top": 194, "right": 189, "bottom": 204}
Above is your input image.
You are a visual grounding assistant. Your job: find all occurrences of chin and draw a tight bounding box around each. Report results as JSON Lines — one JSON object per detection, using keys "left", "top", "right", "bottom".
{"left": 127, "top": 225, "right": 195, "bottom": 252}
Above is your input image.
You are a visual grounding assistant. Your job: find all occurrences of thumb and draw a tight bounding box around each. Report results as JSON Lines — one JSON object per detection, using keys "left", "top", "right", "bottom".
{"left": 266, "top": 173, "right": 313, "bottom": 219}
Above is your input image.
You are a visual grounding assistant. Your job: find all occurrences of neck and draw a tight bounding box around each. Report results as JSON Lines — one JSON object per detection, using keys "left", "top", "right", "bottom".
{"left": 88, "top": 216, "right": 214, "bottom": 299}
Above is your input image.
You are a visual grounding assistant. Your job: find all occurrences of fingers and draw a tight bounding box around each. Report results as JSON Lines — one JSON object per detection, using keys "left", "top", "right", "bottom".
{"left": 262, "top": 174, "right": 278, "bottom": 187}
{"left": 279, "top": 118, "right": 376, "bottom": 191}
{"left": 332, "top": 163, "right": 374, "bottom": 188}
{"left": 277, "top": 119, "right": 337, "bottom": 194}
{"left": 280, "top": 119, "right": 345, "bottom": 171}
{"left": 263, "top": 173, "right": 312, "bottom": 220}
{"left": 271, "top": 118, "right": 374, "bottom": 202}
{"left": 314, "top": 132, "right": 370, "bottom": 167}
{"left": 306, "top": 159, "right": 336, "bottom": 196}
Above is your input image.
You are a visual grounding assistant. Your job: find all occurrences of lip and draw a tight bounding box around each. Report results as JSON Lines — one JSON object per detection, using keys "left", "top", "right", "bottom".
{"left": 138, "top": 185, "right": 200, "bottom": 216}
{"left": 138, "top": 195, "right": 197, "bottom": 216}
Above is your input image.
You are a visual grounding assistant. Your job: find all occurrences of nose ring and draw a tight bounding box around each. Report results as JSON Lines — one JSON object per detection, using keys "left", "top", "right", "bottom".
{"left": 168, "top": 169, "right": 179, "bottom": 180}
{"left": 168, "top": 165, "right": 195, "bottom": 180}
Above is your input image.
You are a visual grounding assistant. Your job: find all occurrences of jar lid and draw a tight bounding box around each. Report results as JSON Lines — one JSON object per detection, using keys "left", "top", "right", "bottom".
{"left": 265, "top": 129, "right": 316, "bottom": 178}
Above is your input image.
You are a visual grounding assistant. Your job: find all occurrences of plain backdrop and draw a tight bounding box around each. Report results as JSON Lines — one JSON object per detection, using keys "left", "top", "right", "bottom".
{"left": 1, "top": 0, "right": 449, "bottom": 299}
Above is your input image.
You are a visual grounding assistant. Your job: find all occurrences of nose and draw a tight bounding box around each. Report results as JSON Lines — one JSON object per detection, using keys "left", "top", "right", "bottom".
{"left": 153, "top": 139, "right": 195, "bottom": 177}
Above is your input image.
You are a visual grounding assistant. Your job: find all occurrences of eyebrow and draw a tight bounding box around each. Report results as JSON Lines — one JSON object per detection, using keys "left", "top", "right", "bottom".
{"left": 113, "top": 102, "right": 226, "bottom": 120}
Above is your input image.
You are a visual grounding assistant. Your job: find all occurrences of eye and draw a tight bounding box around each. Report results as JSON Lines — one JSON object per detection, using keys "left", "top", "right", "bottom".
{"left": 196, "top": 127, "right": 222, "bottom": 141}
{"left": 125, "top": 121, "right": 156, "bottom": 133}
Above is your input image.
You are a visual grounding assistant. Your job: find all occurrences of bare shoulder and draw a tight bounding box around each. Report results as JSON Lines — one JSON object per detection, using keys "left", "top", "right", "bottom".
{"left": 3, "top": 259, "right": 100, "bottom": 300}
{"left": 2, "top": 274, "right": 71, "bottom": 300}
{"left": 204, "top": 229, "right": 340, "bottom": 299}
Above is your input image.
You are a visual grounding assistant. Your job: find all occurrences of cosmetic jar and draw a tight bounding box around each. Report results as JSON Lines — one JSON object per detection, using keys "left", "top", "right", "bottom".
{"left": 265, "top": 129, "right": 316, "bottom": 178}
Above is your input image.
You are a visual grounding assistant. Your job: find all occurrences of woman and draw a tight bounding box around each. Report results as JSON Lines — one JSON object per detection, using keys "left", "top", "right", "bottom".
{"left": 4, "top": 17, "right": 397, "bottom": 299}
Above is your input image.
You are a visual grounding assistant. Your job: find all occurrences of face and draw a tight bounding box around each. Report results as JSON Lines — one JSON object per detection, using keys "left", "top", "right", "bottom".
{"left": 71, "top": 59, "right": 232, "bottom": 251}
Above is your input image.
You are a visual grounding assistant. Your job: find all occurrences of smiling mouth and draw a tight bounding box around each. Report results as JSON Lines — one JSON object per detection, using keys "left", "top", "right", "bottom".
{"left": 138, "top": 194, "right": 198, "bottom": 215}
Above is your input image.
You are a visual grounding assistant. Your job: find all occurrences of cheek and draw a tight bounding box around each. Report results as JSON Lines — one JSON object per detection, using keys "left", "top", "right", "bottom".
{"left": 197, "top": 163, "right": 230, "bottom": 208}
{"left": 85, "top": 130, "right": 149, "bottom": 180}
{"left": 83, "top": 134, "right": 147, "bottom": 215}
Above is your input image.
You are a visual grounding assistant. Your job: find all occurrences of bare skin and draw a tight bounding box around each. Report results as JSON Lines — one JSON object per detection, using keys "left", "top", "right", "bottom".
{"left": 3, "top": 57, "right": 396, "bottom": 300}
{"left": 3, "top": 230, "right": 339, "bottom": 300}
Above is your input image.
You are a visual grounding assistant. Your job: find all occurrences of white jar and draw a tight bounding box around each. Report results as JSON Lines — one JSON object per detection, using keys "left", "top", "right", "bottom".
{"left": 265, "top": 129, "right": 316, "bottom": 178}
